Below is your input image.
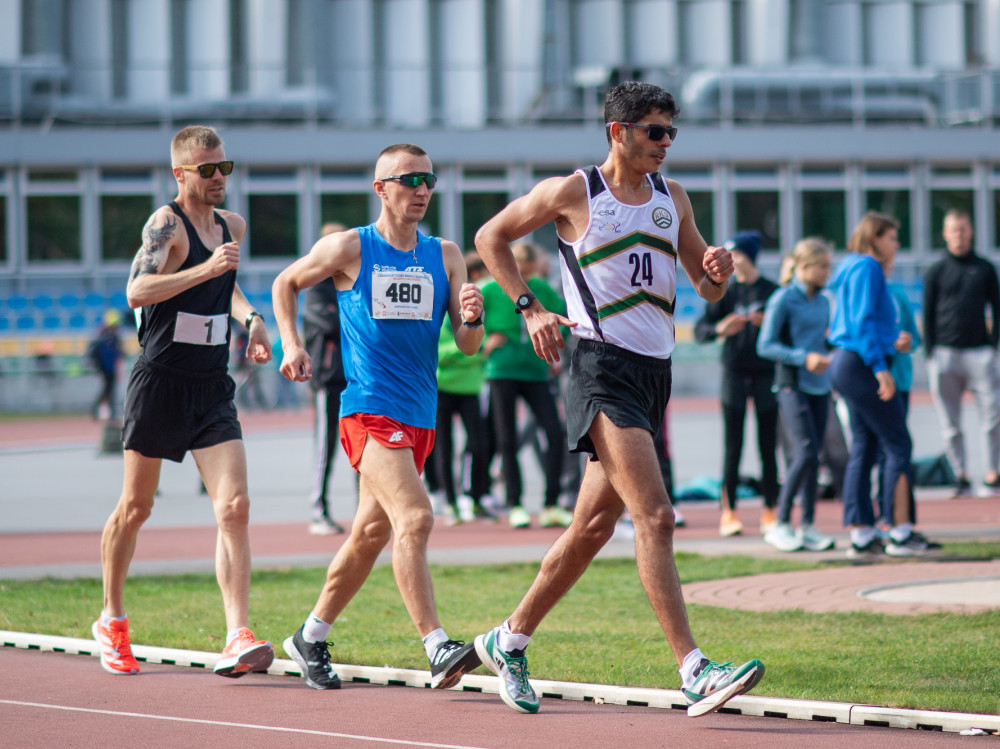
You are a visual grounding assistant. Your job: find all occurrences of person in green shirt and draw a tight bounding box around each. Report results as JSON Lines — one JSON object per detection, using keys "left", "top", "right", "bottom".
{"left": 432, "top": 250, "right": 495, "bottom": 523}
{"left": 482, "top": 241, "right": 571, "bottom": 528}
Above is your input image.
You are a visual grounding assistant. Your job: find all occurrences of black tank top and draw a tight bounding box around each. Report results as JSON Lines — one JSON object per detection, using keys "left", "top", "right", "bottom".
{"left": 136, "top": 201, "right": 236, "bottom": 373}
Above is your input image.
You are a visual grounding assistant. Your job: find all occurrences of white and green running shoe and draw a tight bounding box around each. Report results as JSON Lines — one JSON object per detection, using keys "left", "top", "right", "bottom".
{"left": 474, "top": 626, "right": 539, "bottom": 714}
{"left": 683, "top": 657, "right": 765, "bottom": 717}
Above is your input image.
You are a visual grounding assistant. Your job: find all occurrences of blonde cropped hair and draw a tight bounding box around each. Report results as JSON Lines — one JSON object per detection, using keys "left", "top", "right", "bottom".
{"left": 170, "top": 125, "right": 223, "bottom": 165}
{"left": 782, "top": 237, "right": 832, "bottom": 283}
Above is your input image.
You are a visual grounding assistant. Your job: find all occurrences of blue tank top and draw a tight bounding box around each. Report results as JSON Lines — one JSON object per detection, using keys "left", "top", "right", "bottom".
{"left": 338, "top": 223, "right": 450, "bottom": 428}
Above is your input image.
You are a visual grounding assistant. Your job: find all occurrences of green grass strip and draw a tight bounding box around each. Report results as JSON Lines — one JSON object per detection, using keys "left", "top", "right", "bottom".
{"left": 2, "top": 544, "right": 998, "bottom": 715}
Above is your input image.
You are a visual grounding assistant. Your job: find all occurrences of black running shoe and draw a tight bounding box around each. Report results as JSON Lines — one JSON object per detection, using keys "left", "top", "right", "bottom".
{"left": 429, "top": 639, "right": 480, "bottom": 689}
{"left": 886, "top": 531, "right": 942, "bottom": 557}
{"left": 283, "top": 625, "right": 341, "bottom": 690}
{"left": 846, "top": 536, "right": 886, "bottom": 560}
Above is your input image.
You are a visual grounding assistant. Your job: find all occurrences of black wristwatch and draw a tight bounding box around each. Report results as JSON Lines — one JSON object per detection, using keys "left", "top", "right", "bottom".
{"left": 514, "top": 292, "right": 536, "bottom": 315}
{"left": 462, "top": 314, "right": 484, "bottom": 329}
{"left": 245, "top": 311, "right": 262, "bottom": 329}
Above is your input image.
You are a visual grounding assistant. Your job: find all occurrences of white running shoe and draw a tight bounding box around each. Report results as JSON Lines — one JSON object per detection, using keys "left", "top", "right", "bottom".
{"left": 764, "top": 522, "right": 803, "bottom": 552}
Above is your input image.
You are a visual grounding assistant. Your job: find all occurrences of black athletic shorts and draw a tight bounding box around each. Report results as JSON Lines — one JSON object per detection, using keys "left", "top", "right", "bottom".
{"left": 565, "top": 338, "right": 672, "bottom": 460}
{"left": 122, "top": 356, "right": 242, "bottom": 462}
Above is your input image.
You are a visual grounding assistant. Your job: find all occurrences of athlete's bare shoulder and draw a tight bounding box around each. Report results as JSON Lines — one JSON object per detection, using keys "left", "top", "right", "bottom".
{"left": 214, "top": 208, "right": 247, "bottom": 244}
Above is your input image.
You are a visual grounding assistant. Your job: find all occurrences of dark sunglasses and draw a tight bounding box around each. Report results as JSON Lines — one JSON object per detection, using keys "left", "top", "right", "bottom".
{"left": 176, "top": 161, "right": 235, "bottom": 178}
{"left": 379, "top": 172, "right": 438, "bottom": 189}
{"left": 607, "top": 122, "right": 678, "bottom": 142}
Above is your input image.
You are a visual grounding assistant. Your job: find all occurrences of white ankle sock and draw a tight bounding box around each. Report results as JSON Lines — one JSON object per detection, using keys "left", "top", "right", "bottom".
{"left": 679, "top": 648, "right": 707, "bottom": 688}
{"left": 497, "top": 620, "right": 531, "bottom": 653}
{"left": 851, "top": 526, "right": 876, "bottom": 547}
{"left": 889, "top": 523, "right": 912, "bottom": 542}
{"left": 302, "top": 613, "right": 332, "bottom": 643}
{"left": 422, "top": 628, "right": 448, "bottom": 659}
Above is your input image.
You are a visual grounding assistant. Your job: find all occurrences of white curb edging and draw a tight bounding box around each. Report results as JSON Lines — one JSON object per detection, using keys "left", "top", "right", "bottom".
{"left": 3, "top": 629, "right": 997, "bottom": 735}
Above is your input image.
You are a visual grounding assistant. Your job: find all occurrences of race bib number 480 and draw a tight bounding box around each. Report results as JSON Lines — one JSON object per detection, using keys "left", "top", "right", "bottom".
{"left": 172, "top": 311, "right": 229, "bottom": 346}
{"left": 372, "top": 269, "right": 434, "bottom": 320}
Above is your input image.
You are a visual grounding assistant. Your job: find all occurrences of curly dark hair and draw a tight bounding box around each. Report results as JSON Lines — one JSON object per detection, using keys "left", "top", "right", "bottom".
{"left": 604, "top": 82, "right": 680, "bottom": 147}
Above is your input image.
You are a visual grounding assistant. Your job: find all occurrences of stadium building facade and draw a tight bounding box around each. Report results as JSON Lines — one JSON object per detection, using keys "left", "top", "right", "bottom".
{"left": 1, "top": 0, "right": 999, "bottom": 355}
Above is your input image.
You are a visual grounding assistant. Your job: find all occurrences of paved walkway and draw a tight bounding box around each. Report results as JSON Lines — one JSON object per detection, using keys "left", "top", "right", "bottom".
{"left": 2, "top": 393, "right": 999, "bottom": 615}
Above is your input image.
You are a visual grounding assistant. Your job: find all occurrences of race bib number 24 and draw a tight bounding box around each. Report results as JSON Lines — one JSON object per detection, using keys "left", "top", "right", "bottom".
{"left": 372, "top": 269, "right": 434, "bottom": 320}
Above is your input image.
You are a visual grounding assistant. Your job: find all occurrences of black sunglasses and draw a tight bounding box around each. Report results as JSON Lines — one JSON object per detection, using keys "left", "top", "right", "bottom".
{"left": 607, "top": 122, "right": 678, "bottom": 142}
{"left": 176, "top": 161, "right": 235, "bottom": 178}
{"left": 379, "top": 172, "right": 438, "bottom": 189}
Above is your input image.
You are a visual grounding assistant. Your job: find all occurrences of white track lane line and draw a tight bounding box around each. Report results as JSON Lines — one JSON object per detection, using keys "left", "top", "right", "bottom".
{"left": 0, "top": 699, "right": 488, "bottom": 749}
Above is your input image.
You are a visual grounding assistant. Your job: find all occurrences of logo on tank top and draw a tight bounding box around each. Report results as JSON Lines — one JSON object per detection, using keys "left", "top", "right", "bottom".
{"left": 652, "top": 207, "right": 673, "bottom": 229}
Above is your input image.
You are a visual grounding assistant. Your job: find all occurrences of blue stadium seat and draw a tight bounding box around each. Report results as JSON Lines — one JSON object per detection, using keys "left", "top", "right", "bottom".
{"left": 42, "top": 316, "right": 61, "bottom": 329}
{"left": 15, "top": 316, "right": 35, "bottom": 330}
{"left": 59, "top": 293, "right": 81, "bottom": 309}
{"left": 0, "top": 317, "right": 8, "bottom": 332}
{"left": 84, "top": 293, "right": 105, "bottom": 308}
{"left": 8, "top": 295, "right": 27, "bottom": 311}
{"left": 68, "top": 314, "right": 88, "bottom": 329}
{"left": 109, "top": 291, "right": 128, "bottom": 309}
{"left": 33, "top": 294, "right": 54, "bottom": 310}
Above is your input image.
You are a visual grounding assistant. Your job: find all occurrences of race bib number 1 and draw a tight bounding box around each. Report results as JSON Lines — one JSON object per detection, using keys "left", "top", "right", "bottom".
{"left": 173, "top": 311, "right": 229, "bottom": 345}
{"left": 372, "top": 269, "right": 434, "bottom": 320}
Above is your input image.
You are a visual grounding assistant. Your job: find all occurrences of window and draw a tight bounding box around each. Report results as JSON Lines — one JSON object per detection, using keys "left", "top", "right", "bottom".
{"left": 230, "top": 0, "right": 248, "bottom": 93}
{"left": 170, "top": 0, "right": 188, "bottom": 95}
{"left": 287, "top": 0, "right": 306, "bottom": 87}
{"left": 110, "top": 0, "right": 128, "bottom": 99}
{"left": 734, "top": 191, "right": 780, "bottom": 251}
{"left": 22, "top": 0, "right": 69, "bottom": 58}
{"left": 801, "top": 190, "right": 846, "bottom": 249}
{"left": 994, "top": 190, "right": 1000, "bottom": 249}
{"left": 0, "top": 196, "right": 6, "bottom": 262}
{"left": 101, "top": 195, "right": 152, "bottom": 261}
{"left": 320, "top": 194, "right": 371, "bottom": 232}
{"left": 420, "top": 200, "right": 441, "bottom": 239}
{"left": 27, "top": 195, "right": 81, "bottom": 262}
{"left": 461, "top": 192, "right": 508, "bottom": 254}
{"left": 687, "top": 191, "right": 714, "bottom": 244}
{"left": 929, "top": 189, "right": 974, "bottom": 250}
{"left": 865, "top": 190, "right": 911, "bottom": 249}
{"left": 247, "top": 195, "right": 298, "bottom": 258}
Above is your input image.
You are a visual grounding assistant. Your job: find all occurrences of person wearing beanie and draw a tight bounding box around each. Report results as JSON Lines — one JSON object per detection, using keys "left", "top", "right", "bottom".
{"left": 695, "top": 230, "right": 781, "bottom": 537}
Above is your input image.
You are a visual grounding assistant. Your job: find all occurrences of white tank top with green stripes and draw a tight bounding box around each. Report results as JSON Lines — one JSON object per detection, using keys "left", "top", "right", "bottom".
{"left": 557, "top": 166, "right": 680, "bottom": 359}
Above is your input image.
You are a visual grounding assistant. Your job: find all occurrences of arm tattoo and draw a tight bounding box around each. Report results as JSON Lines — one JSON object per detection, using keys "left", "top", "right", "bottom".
{"left": 130, "top": 216, "right": 178, "bottom": 281}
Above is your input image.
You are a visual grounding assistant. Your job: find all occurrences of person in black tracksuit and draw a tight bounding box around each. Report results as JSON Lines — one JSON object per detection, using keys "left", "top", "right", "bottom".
{"left": 302, "top": 258, "right": 350, "bottom": 535}
{"left": 695, "top": 231, "right": 780, "bottom": 538}
{"left": 923, "top": 209, "right": 1000, "bottom": 496}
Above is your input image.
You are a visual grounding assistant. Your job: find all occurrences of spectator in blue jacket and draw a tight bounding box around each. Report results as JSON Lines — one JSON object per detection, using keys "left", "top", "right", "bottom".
{"left": 828, "top": 211, "right": 939, "bottom": 559}
{"left": 89, "top": 308, "right": 124, "bottom": 420}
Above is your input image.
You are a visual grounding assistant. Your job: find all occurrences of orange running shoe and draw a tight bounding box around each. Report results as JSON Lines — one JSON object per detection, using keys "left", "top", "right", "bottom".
{"left": 92, "top": 616, "right": 140, "bottom": 675}
{"left": 214, "top": 627, "right": 275, "bottom": 678}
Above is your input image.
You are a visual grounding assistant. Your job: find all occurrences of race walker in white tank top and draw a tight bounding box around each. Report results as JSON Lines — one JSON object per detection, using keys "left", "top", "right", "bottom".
{"left": 557, "top": 165, "right": 680, "bottom": 359}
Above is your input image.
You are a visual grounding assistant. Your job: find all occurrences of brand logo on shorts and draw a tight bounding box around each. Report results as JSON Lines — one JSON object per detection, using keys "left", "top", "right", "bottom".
{"left": 652, "top": 207, "right": 673, "bottom": 229}
{"left": 389, "top": 431, "right": 404, "bottom": 443}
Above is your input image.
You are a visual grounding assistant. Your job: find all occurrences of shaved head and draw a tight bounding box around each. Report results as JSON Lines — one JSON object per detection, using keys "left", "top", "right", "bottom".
{"left": 374, "top": 143, "right": 429, "bottom": 180}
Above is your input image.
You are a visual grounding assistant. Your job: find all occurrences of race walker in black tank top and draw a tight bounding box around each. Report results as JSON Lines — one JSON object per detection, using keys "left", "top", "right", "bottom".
{"left": 136, "top": 201, "right": 236, "bottom": 374}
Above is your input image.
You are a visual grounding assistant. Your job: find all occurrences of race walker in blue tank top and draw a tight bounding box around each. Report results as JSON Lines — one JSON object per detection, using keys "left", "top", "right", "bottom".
{"left": 338, "top": 223, "right": 451, "bottom": 428}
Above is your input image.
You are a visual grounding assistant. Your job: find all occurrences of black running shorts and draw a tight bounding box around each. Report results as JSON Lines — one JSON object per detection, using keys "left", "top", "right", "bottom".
{"left": 565, "top": 339, "right": 672, "bottom": 460}
{"left": 122, "top": 357, "right": 242, "bottom": 462}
